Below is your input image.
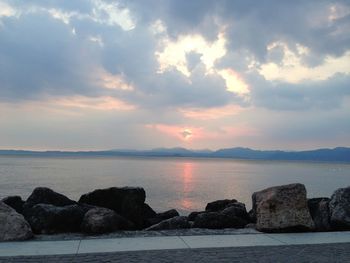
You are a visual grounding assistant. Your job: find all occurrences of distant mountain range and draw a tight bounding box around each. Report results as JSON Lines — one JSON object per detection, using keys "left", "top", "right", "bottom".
{"left": 0, "top": 147, "right": 349, "bottom": 162}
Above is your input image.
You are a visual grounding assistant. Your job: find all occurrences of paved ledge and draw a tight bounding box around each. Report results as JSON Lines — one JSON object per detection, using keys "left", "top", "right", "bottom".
{"left": 1, "top": 243, "right": 350, "bottom": 263}
{"left": 0, "top": 231, "right": 349, "bottom": 257}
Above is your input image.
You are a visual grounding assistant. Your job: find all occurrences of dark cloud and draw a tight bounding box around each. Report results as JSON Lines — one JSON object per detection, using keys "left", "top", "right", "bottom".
{"left": 0, "top": 13, "right": 102, "bottom": 101}
{"left": 248, "top": 73, "right": 350, "bottom": 111}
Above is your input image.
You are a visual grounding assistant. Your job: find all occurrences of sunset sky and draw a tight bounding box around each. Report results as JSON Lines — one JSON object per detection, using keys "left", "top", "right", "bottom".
{"left": 0, "top": 0, "right": 349, "bottom": 151}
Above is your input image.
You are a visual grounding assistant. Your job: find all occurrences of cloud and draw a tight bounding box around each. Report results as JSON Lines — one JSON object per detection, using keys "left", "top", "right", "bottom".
{"left": 259, "top": 43, "right": 350, "bottom": 83}
{"left": 0, "top": 12, "right": 98, "bottom": 101}
{"left": 0, "top": 0, "right": 349, "bottom": 150}
{"left": 248, "top": 72, "right": 350, "bottom": 111}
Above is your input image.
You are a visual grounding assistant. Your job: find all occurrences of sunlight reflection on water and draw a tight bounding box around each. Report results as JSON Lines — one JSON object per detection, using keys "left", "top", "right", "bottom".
{"left": 0, "top": 156, "right": 349, "bottom": 215}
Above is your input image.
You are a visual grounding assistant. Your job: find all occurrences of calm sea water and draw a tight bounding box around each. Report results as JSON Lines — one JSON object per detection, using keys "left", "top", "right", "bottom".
{"left": 0, "top": 156, "right": 349, "bottom": 214}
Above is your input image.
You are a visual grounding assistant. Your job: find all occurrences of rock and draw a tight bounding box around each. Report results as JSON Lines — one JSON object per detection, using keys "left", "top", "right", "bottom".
{"left": 24, "top": 204, "right": 86, "bottom": 234}
{"left": 188, "top": 211, "right": 206, "bottom": 221}
{"left": 248, "top": 209, "right": 256, "bottom": 223}
{"left": 253, "top": 183, "right": 314, "bottom": 232}
{"left": 192, "top": 211, "right": 246, "bottom": 229}
{"left": 2, "top": 196, "right": 24, "bottom": 214}
{"left": 146, "top": 209, "right": 180, "bottom": 227}
{"left": 0, "top": 202, "right": 33, "bottom": 241}
{"left": 24, "top": 187, "right": 76, "bottom": 210}
{"left": 308, "top": 198, "right": 331, "bottom": 231}
{"left": 329, "top": 186, "right": 350, "bottom": 230}
{"left": 205, "top": 199, "right": 237, "bottom": 212}
{"left": 78, "top": 187, "right": 153, "bottom": 229}
{"left": 221, "top": 202, "right": 250, "bottom": 221}
{"left": 193, "top": 212, "right": 231, "bottom": 229}
{"left": 245, "top": 223, "right": 256, "bottom": 229}
{"left": 157, "top": 209, "right": 179, "bottom": 220}
{"left": 81, "top": 207, "right": 135, "bottom": 234}
{"left": 146, "top": 216, "right": 190, "bottom": 231}
{"left": 143, "top": 203, "right": 157, "bottom": 219}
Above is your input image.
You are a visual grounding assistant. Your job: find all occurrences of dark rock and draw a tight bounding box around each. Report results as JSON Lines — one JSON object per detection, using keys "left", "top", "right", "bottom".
{"left": 24, "top": 187, "right": 76, "bottom": 210}
{"left": 245, "top": 223, "right": 256, "bottom": 229}
{"left": 157, "top": 209, "right": 179, "bottom": 220}
{"left": 248, "top": 209, "right": 256, "bottom": 223}
{"left": 253, "top": 183, "right": 314, "bottom": 232}
{"left": 2, "top": 196, "right": 24, "bottom": 214}
{"left": 146, "top": 209, "right": 180, "bottom": 227}
{"left": 193, "top": 212, "right": 231, "bottom": 229}
{"left": 192, "top": 211, "right": 246, "bottom": 229}
{"left": 0, "top": 202, "right": 33, "bottom": 241}
{"left": 221, "top": 202, "right": 249, "bottom": 221}
{"left": 188, "top": 211, "right": 206, "bottom": 221}
{"left": 137, "top": 203, "right": 158, "bottom": 228}
{"left": 329, "top": 186, "right": 350, "bottom": 230}
{"left": 146, "top": 216, "right": 190, "bottom": 231}
{"left": 81, "top": 207, "right": 135, "bottom": 234}
{"left": 24, "top": 204, "right": 86, "bottom": 234}
{"left": 205, "top": 199, "right": 237, "bottom": 212}
{"left": 308, "top": 198, "right": 331, "bottom": 231}
{"left": 143, "top": 203, "right": 157, "bottom": 219}
{"left": 79, "top": 187, "right": 154, "bottom": 229}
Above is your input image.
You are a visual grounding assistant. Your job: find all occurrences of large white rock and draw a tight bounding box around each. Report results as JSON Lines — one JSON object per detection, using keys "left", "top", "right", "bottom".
{"left": 253, "top": 183, "right": 314, "bottom": 232}
{"left": 0, "top": 201, "right": 33, "bottom": 241}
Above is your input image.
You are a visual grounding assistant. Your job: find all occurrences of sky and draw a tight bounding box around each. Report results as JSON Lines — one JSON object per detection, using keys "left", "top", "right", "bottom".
{"left": 0, "top": 0, "right": 349, "bottom": 151}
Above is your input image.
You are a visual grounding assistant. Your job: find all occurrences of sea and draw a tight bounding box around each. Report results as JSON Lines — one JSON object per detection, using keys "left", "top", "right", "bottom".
{"left": 0, "top": 156, "right": 349, "bottom": 215}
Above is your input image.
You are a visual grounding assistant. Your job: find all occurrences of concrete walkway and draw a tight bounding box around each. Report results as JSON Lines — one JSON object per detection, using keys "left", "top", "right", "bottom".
{"left": 0, "top": 231, "right": 349, "bottom": 257}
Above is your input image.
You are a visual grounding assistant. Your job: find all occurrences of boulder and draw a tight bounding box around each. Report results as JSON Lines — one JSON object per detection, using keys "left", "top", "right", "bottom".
{"left": 146, "top": 216, "right": 190, "bottom": 231}
{"left": 329, "top": 186, "right": 350, "bottom": 230}
{"left": 78, "top": 187, "right": 153, "bottom": 229}
{"left": 143, "top": 203, "right": 157, "bottom": 219}
{"left": 2, "top": 196, "right": 24, "bottom": 214}
{"left": 192, "top": 211, "right": 246, "bottom": 229}
{"left": 157, "top": 209, "right": 179, "bottom": 220}
{"left": 253, "top": 183, "right": 314, "bottom": 232}
{"left": 81, "top": 207, "right": 135, "bottom": 234}
{"left": 248, "top": 209, "right": 256, "bottom": 223}
{"left": 146, "top": 209, "right": 180, "bottom": 227}
{"left": 0, "top": 202, "right": 33, "bottom": 241}
{"left": 24, "top": 187, "right": 76, "bottom": 210}
{"left": 308, "top": 198, "right": 331, "bottom": 231}
{"left": 205, "top": 199, "right": 237, "bottom": 212}
{"left": 24, "top": 204, "right": 86, "bottom": 234}
{"left": 220, "top": 202, "right": 250, "bottom": 221}
{"left": 188, "top": 211, "right": 206, "bottom": 221}
{"left": 193, "top": 212, "right": 232, "bottom": 229}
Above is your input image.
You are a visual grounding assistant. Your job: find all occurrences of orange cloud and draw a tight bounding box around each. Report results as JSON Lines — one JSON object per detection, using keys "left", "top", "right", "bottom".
{"left": 95, "top": 68, "right": 134, "bottom": 91}
{"left": 220, "top": 126, "right": 259, "bottom": 137}
{"left": 52, "top": 96, "right": 136, "bottom": 111}
{"left": 145, "top": 124, "right": 258, "bottom": 143}
{"left": 145, "top": 124, "right": 204, "bottom": 142}
{"left": 180, "top": 104, "right": 244, "bottom": 120}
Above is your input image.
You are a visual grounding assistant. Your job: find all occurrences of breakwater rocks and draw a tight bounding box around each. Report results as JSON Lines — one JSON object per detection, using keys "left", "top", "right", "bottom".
{"left": 1, "top": 183, "right": 350, "bottom": 241}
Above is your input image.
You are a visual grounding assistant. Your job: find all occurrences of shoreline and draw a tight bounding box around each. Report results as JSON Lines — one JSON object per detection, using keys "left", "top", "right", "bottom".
{"left": 1, "top": 183, "right": 350, "bottom": 242}
{"left": 1, "top": 153, "right": 350, "bottom": 165}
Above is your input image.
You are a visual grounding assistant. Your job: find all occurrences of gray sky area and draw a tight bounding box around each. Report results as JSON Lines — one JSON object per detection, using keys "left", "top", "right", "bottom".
{"left": 0, "top": 0, "right": 349, "bottom": 150}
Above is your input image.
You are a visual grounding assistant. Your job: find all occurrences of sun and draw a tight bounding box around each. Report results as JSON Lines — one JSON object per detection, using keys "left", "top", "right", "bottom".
{"left": 180, "top": 129, "right": 193, "bottom": 141}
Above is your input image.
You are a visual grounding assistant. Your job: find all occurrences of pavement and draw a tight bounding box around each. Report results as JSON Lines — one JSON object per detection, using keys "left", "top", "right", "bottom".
{"left": 0, "top": 231, "right": 349, "bottom": 262}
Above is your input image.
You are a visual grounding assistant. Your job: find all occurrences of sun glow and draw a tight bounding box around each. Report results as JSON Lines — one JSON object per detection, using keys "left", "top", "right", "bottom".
{"left": 181, "top": 129, "right": 193, "bottom": 141}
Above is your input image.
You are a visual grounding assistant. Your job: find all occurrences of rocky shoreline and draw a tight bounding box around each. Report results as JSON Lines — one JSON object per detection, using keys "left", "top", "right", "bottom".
{"left": 1, "top": 183, "right": 350, "bottom": 241}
